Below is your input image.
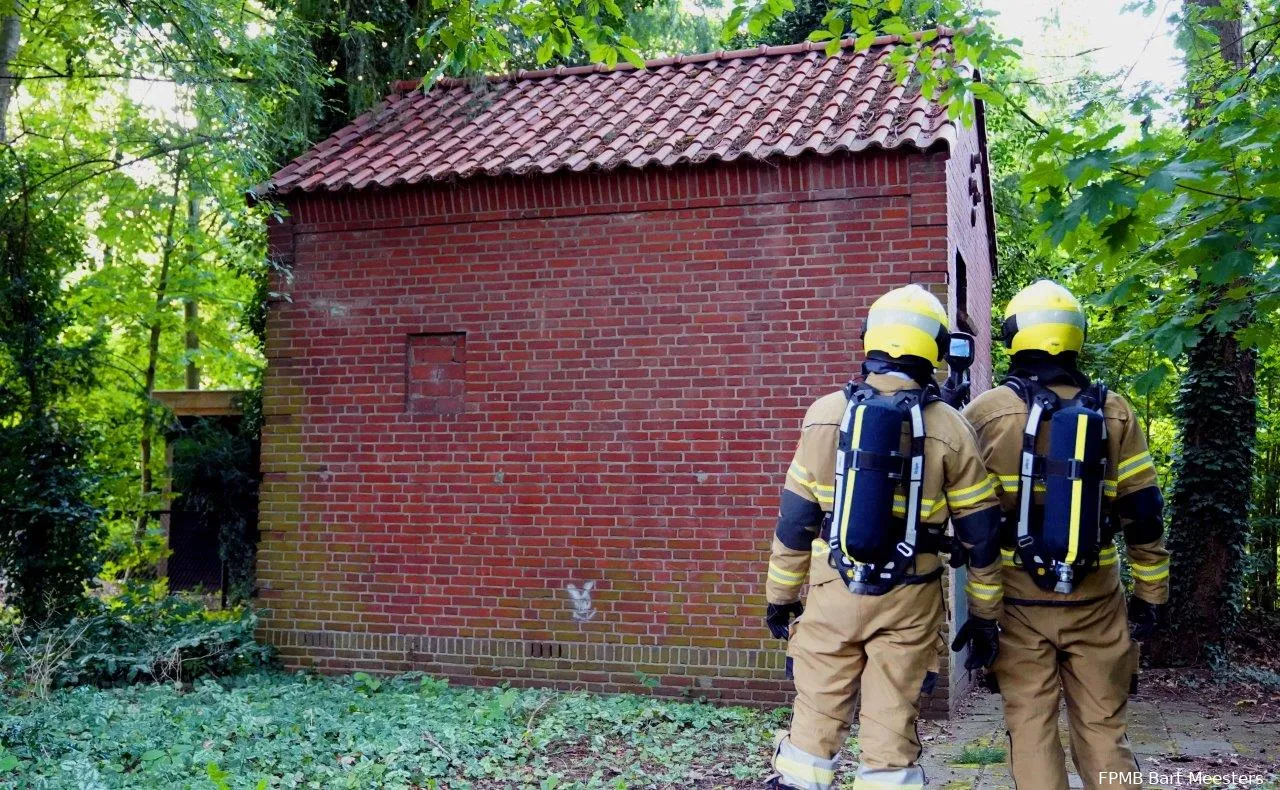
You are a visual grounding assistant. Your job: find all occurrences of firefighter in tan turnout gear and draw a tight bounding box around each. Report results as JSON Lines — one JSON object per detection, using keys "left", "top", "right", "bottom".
{"left": 764, "top": 285, "right": 1005, "bottom": 790}
{"left": 962, "top": 281, "right": 1170, "bottom": 790}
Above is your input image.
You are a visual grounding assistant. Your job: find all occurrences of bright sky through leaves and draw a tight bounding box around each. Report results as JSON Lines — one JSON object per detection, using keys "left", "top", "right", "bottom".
{"left": 982, "top": 0, "right": 1182, "bottom": 92}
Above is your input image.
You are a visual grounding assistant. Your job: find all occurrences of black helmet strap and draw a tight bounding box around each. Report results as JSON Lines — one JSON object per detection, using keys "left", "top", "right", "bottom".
{"left": 863, "top": 351, "right": 936, "bottom": 388}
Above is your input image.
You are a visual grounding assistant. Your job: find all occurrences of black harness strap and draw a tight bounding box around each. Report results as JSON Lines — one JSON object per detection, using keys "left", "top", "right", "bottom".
{"left": 827, "top": 380, "right": 940, "bottom": 596}
{"left": 1002, "top": 377, "right": 1110, "bottom": 593}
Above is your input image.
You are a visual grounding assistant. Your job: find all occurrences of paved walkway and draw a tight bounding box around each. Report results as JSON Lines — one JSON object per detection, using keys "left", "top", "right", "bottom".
{"left": 907, "top": 686, "right": 1280, "bottom": 789}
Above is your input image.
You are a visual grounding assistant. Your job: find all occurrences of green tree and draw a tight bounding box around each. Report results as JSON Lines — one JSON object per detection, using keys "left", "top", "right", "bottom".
{"left": 1016, "top": 0, "right": 1280, "bottom": 661}
{"left": 0, "top": 155, "right": 103, "bottom": 622}
{"left": 3, "top": 0, "right": 319, "bottom": 579}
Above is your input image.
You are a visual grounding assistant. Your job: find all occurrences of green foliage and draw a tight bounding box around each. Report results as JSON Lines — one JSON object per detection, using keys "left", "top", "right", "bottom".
{"left": 953, "top": 743, "right": 1006, "bottom": 766}
{"left": 412, "top": 0, "right": 651, "bottom": 84}
{"left": 4, "top": 0, "right": 315, "bottom": 588}
{"left": 1005, "top": 1, "right": 1278, "bottom": 656}
{"left": 0, "top": 155, "right": 103, "bottom": 623}
{"left": 1, "top": 593, "right": 272, "bottom": 693}
{"left": 1018, "top": 5, "right": 1280, "bottom": 370}
{"left": 1250, "top": 344, "right": 1280, "bottom": 612}
{"left": 0, "top": 672, "right": 788, "bottom": 787}
{"left": 731, "top": 0, "right": 938, "bottom": 49}
{"left": 719, "top": 0, "right": 1017, "bottom": 126}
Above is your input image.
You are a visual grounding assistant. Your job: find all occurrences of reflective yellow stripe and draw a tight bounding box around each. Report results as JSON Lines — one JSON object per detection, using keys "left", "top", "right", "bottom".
{"left": 892, "top": 495, "right": 944, "bottom": 518}
{"left": 997, "top": 474, "right": 1045, "bottom": 494}
{"left": 788, "top": 464, "right": 815, "bottom": 490}
{"left": 1131, "top": 559, "right": 1169, "bottom": 581}
{"left": 1103, "top": 480, "right": 1118, "bottom": 498}
{"left": 965, "top": 580, "right": 1003, "bottom": 602}
{"left": 838, "top": 405, "right": 866, "bottom": 554}
{"left": 1067, "top": 413, "right": 1088, "bottom": 564}
{"left": 768, "top": 562, "right": 806, "bottom": 586}
{"left": 948, "top": 475, "right": 994, "bottom": 501}
{"left": 947, "top": 475, "right": 997, "bottom": 508}
{"left": 790, "top": 463, "right": 834, "bottom": 505}
{"left": 811, "top": 540, "right": 830, "bottom": 557}
{"left": 775, "top": 755, "right": 836, "bottom": 785}
{"left": 1001, "top": 547, "right": 1017, "bottom": 567}
{"left": 768, "top": 571, "right": 805, "bottom": 587}
{"left": 1116, "top": 452, "right": 1155, "bottom": 483}
{"left": 791, "top": 464, "right": 835, "bottom": 493}
{"left": 1117, "top": 451, "right": 1153, "bottom": 475}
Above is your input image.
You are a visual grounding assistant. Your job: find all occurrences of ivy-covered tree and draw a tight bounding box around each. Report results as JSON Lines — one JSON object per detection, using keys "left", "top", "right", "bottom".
{"left": 0, "top": 154, "right": 103, "bottom": 622}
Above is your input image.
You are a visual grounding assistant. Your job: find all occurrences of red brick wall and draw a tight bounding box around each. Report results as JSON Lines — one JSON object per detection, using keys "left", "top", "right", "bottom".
{"left": 943, "top": 119, "right": 997, "bottom": 707}
{"left": 258, "top": 149, "right": 973, "bottom": 707}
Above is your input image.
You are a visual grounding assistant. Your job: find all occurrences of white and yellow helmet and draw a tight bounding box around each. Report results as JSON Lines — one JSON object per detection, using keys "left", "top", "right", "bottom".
{"left": 864, "top": 284, "right": 949, "bottom": 369}
{"left": 1002, "top": 280, "right": 1086, "bottom": 355}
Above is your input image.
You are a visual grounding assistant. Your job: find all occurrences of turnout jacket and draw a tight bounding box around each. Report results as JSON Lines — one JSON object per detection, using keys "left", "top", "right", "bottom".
{"left": 963, "top": 383, "right": 1170, "bottom": 606}
{"left": 765, "top": 373, "right": 1006, "bottom": 621}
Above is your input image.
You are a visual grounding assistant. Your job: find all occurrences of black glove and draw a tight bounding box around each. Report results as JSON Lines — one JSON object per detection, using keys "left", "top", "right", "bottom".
{"left": 1128, "top": 597, "right": 1163, "bottom": 641}
{"left": 941, "top": 378, "right": 971, "bottom": 409}
{"left": 766, "top": 601, "right": 803, "bottom": 640}
{"left": 947, "top": 535, "right": 970, "bottom": 569}
{"left": 951, "top": 616, "right": 1000, "bottom": 670}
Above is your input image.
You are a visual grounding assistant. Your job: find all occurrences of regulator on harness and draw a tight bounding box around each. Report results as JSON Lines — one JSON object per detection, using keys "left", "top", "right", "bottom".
{"left": 1005, "top": 378, "right": 1110, "bottom": 594}
{"left": 826, "top": 381, "right": 941, "bottom": 596}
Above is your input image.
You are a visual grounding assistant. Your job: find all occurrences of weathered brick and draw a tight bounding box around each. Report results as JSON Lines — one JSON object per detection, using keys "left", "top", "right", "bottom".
{"left": 257, "top": 147, "right": 993, "bottom": 715}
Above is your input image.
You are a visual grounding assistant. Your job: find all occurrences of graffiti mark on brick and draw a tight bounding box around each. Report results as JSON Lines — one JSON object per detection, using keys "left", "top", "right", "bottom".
{"left": 565, "top": 581, "right": 596, "bottom": 622}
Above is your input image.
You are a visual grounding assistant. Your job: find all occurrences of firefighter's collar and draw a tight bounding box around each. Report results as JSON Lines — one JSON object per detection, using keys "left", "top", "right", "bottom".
{"left": 865, "top": 372, "right": 927, "bottom": 393}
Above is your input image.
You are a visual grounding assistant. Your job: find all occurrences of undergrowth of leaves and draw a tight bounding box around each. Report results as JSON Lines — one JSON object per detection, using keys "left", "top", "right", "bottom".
{"left": 0, "top": 671, "right": 789, "bottom": 788}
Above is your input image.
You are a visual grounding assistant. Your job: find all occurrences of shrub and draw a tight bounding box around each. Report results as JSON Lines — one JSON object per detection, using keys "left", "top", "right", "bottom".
{"left": 1, "top": 593, "right": 272, "bottom": 694}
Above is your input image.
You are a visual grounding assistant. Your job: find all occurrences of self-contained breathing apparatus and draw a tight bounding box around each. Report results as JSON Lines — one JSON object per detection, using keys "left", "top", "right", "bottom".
{"left": 1003, "top": 377, "right": 1110, "bottom": 594}
{"left": 825, "top": 380, "right": 944, "bottom": 596}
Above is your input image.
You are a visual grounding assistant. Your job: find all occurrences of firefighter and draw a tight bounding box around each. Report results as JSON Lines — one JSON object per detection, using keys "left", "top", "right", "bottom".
{"left": 962, "top": 280, "right": 1169, "bottom": 790}
{"left": 765, "top": 284, "right": 1004, "bottom": 790}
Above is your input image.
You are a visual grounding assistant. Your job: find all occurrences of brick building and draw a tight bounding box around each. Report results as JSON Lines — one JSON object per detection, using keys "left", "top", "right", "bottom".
{"left": 254, "top": 32, "right": 997, "bottom": 714}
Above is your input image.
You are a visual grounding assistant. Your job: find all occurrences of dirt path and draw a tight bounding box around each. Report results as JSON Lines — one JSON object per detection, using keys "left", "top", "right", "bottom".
{"left": 911, "top": 674, "right": 1279, "bottom": 789}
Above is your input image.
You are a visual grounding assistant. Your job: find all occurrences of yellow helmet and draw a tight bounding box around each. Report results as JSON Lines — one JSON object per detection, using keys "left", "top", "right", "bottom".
{"left": 864, "top": 284, "right": 949, "bottom": 369}
{"left": 1002, "top": 280, "right": 1086, "bottom": 355}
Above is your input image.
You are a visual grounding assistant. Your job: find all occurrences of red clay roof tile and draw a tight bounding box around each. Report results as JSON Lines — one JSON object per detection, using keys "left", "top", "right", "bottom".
{"left": 265, "top": 31, "right": 959, "bottom": 196}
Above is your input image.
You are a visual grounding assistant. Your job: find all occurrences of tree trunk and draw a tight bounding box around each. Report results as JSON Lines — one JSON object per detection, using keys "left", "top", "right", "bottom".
{"left": 133, "top": 159, "right": 185, "bottom": 546}
{"left": 1149, "top": 0, "right": 1254, "bottom": 665}
{"left": 183, "top": 193, "right": 200, "bottom": 390}
{"left": 0, "top": 14, "right": 20, "bottom": 144}
{"left": 1154, "top": 332, "right": 1255, "bottom": 663}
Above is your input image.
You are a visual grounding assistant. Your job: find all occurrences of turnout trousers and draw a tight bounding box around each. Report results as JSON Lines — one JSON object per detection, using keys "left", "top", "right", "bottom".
{"left": 993, "top": 587, "right": 1140, "bottom": 790}
{"left": 772, "top": 578, "right": 943, "bottom": 790}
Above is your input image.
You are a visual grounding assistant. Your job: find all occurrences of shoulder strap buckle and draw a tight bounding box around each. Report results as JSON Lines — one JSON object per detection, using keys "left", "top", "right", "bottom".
{"left": 1076, "top": 381, "right": 1108, "bottom": 411}
{"left": 891, "top": 389, "right": 921, "bottom": 410}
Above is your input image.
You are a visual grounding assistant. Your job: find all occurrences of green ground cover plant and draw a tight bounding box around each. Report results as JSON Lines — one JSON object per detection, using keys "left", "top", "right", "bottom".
{"left": 1, "top": 594, "right": 271, "bottom": 696}
{"left": 0, "top": 671, "right": 789, "bottom": 789}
